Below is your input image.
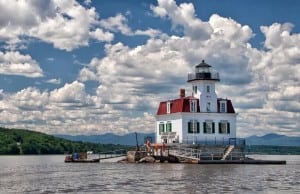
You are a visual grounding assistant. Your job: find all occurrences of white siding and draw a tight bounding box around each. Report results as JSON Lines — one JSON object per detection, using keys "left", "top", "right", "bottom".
{"left": 192, "top": 80, "right": 218, "bottom": 113}
{"left": 182, "top": 112, "right": 236, "bottom": 143}
{"left": 155, "top": 113, "right": 182, "bottom": 143}
{"left": 156, "top": 112, "right": 237, "bottom": 144}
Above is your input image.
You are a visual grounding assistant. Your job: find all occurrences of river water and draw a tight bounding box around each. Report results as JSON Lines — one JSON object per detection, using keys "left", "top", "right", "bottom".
{"left": 0, "top": 155, "right": 299, "bottom": 194}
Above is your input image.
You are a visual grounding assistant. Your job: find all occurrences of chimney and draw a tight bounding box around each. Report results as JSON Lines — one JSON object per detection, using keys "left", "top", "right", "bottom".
{"left": 179, "top": 89, "right": 185, "bottom": 98}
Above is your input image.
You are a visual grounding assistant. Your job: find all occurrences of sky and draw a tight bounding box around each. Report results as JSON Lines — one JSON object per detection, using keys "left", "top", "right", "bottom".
{"left": 0, "top": 0, "right": 299, "bottom": 137}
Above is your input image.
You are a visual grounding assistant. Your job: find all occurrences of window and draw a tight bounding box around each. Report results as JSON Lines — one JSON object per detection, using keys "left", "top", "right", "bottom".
{"left": 206, "top": 85, "right": 210, "bottom": 93}
{"left": 167, "top": 101, "right": 171, "bottom": 114}
{"left": 159, "top": 122, "right": 165, "bottom": 134}
{"left": 206, "top": 102, "right": 211, "bottom": 112}
{"left": 193, "top": 85, "right": 197, "bottom": 94}
{"left": 203, "top": 121, "right": 215, "bottom": 134}
{"left": 190, "top": 100, "right": 197, "bottom": 112}
{"left": 219, "top": 121, "right": 230, "bottom": 134}
{"left": 220, "top": 101, "right": 226, "bottom": 113}
{"left": 166, "top": 122, "right": 172, "bottom": 132}
{"left": 188, "top": 120, "right": 200, "bottom": 133}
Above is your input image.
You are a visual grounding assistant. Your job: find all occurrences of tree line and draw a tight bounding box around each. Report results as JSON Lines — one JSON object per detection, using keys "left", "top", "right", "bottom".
{"left": 0, "top": 127, "right": 130, "bottom": 155}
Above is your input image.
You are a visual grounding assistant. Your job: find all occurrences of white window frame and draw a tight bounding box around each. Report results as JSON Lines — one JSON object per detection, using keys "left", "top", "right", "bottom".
{"left": 193, "top": 85, "right": 197, "bottom": 94}
{"left": 167, "top": 101, "right": 171, "bottom": 114}
{"left": 219, "top": 121, "right": 228, "bottom": 134}
{"left": 204, "top": 120, "right": 214, "bottom": 134}
{"left": 206, "top": 85, "right": 210, "bottom": 93}
{"left": 206, "top": 102, "right": 211, "bottom": 112}
{"left": 219, "top": 120, "right": 230, "bottom": 134}
{"left": 166, "top": 121, "right": 172, "bottom": 132}
{"left": 159, "top": 122, "right": 165, "bottom": 134}
{"left": 188, "top": 120, "right": 200, "bottom": 134}
{"left": 220, "top": 101, "right": 227, "bottom": 113}
{"left": 190, "top": 100, "right": 197, "bottom": 112}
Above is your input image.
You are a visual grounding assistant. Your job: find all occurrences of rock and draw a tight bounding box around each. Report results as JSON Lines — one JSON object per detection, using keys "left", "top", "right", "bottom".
{"left": 126, "top": 151, "right": 148, "bottom": 163}
{"left": 126, "top": 151, "right": 136, "bottom": 163}
{"left": 138, "top": 156, "right": 156, "bottom": 163}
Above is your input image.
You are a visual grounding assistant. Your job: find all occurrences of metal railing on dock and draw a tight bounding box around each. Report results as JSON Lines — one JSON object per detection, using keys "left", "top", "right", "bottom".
{"left": 98, "top": 149, "right": 127, "bottom": 160}
{"left": 167, "top": 145, "right": 246, "bottom": 161}
{"left": 181, "top": 138, "right": 246, "bottom": 147}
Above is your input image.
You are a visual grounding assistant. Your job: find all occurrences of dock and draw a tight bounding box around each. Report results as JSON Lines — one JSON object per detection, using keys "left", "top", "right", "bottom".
{"left": 98, "top": 150, "right": 127, "bottom": 161}
{"left": 126, "top": 143, "right": 287, "bottom": 165}
{"left": 197, "top": 160, "right": 286, "bottom": 165}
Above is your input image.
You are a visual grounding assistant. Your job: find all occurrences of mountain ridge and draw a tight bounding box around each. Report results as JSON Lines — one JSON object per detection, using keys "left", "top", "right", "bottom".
{"left": 55, "top": 132, "right": 155, "bottom": 146}
{"left": 55, "top": 132, "right": 300, "bottom": 146}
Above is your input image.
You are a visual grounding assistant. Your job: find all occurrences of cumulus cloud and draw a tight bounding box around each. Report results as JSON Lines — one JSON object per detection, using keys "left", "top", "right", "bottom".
{"left": 0, "top": 51, "right": 43, "bottom": 77}
{"left": 0, "top": 81, "right": 155, "bottom": 135}
{"left": 89, "top": 28, "right": 114, "bottom": 42}
{"left": 99, "top": 13, "right": 133, "bottom": 35}
{"left": 151, "top": 0, "right": 212, "bottom": 40}
{"left": 49, "top": 81, "right": 93, "bottom": 105}
{"left": 0, "top": 0, "right": 298, "bottom": 137}
{"left": 99, "top": 13, "right": 165, "bottom": 38}
{"left": 0, "top": 0, "right": 166, "bottom": 51}
{"left": 0, "top": 0, "right": 113, "bottom": 51}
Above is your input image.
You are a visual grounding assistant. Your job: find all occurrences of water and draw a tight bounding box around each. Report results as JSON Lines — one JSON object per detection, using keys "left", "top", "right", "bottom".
{"left": 0, "top": 155, "right": 299, "bottom": 194}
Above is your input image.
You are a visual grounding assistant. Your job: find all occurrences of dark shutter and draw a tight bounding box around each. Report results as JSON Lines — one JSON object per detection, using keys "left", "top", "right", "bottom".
{"left": 212, "top": 122, "right": 215, "bottom": 133}
{"left": 197, "top": 122, "right": 200, "bottom": 133}
{"left": 227, "top": 122, "right": 230, "bottom": 134}
{"left": 219, "top": 122, "right": 221, "bottom": 133}
{"left": 188, "top": 122, "right": 192, "bottom": 133}
{"left": 203, "top": 122, "right": 206, "bottom": 133}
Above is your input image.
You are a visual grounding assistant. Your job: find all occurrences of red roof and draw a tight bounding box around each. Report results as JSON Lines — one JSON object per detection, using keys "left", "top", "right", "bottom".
{"left": 156, "top": 96, "right": 235, "bottom": 115}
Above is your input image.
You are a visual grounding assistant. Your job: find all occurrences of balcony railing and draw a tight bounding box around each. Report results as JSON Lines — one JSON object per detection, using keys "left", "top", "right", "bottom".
{"left": 181, "top": 137, "right": 245, "bottom": 147}
{"left": 188, "top": 72, "right": 220, "bottom": 81}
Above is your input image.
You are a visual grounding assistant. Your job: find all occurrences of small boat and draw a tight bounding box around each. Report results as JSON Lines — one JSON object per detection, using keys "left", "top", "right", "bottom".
{"left": 64, "top": 152, "right": 100, "bottom": 163}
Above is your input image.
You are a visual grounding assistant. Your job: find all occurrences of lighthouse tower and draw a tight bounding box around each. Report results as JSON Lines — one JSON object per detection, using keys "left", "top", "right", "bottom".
{"left": 155, "top": 60, "right": 237, "bottom": 144}
{"left": 188, "top": 60, "right": 220, "bottom": 113}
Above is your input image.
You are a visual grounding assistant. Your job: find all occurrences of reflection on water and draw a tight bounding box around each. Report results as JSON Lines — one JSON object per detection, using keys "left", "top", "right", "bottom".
{"left": 0, "top": 155, "right": 299, "bottom": 193}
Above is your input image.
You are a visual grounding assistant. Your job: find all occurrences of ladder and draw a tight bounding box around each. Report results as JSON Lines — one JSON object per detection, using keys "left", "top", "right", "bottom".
{"left": 221, "top": 145, "right": 235, "bottom": 160}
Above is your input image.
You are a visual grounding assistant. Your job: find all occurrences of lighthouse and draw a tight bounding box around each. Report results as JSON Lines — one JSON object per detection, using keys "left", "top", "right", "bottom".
{"left": 188, "top": 60, "right": 219, "bottom": 113}
{"left": 155, "top": 60, "right": 237, "bottom": 144}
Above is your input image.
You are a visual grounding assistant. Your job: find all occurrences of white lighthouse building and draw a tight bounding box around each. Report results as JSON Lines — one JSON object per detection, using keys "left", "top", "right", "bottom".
{"left": 155, "top": 60, "right": 237, "bottom": 144}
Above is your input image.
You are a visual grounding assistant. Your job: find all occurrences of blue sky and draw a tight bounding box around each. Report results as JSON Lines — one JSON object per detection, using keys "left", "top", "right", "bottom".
{"left": 0, "top": 0, "right": 299, "bottom": 137}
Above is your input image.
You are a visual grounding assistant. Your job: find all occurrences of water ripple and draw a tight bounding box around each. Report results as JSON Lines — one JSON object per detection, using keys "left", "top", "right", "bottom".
{"left": 0, "top": 155, "right": 300, "bottom": 193}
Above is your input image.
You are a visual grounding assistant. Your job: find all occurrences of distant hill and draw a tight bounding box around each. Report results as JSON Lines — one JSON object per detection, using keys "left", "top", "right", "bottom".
{"left": 245, "top": 133, "right": 300, "bottom": 146}
{"left": 56, "top": 132, "right": 300, "bottom": 147}
{"left": 55, "top": 132, "right": 155, "bottom": 146}
{"left": 0, "top": 127, "right": 129, "bottom": 155}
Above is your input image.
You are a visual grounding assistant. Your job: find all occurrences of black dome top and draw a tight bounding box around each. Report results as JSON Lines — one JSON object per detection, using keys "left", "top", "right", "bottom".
{"left": 195, "top": 60, "right": 211, "bottom": 68}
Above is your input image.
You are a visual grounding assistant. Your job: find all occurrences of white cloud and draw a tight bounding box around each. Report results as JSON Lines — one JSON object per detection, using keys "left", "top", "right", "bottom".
{"left": 209, "top": 14, "right": 253, "bottom": 44}
{"left": 49, "top": 81, "right": 92, "bottom": 104}
{"left": 151, "top": 0, "right": 212, "bottom": 40}
{"left": 0, "top": 0, "right": 113, "bottom": 51}
{"left": 0, "top": 1, "right": 165, "bottom": 51}
{"left": 89, "top": 28, "right": 114, "bottom": 42}
{"left": 99, "top": 13, "right": 165, "bottom": 38}
{"left": 45, "top": 78, "right": 61, "bottom": 85}
{"left": 78, "top": 67, "right": 98, "bottom": 82}
{"left": 0, "top": 51, "right": 43, "bottom": 77}
{"left": 99, "top": 13, "right": 133, "bottom": 35}
{"left": 83, "top": 0, "right": 92, "bottom": 6}
{"left": 260, "top": 23, "right": 296, "bottom": 50}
